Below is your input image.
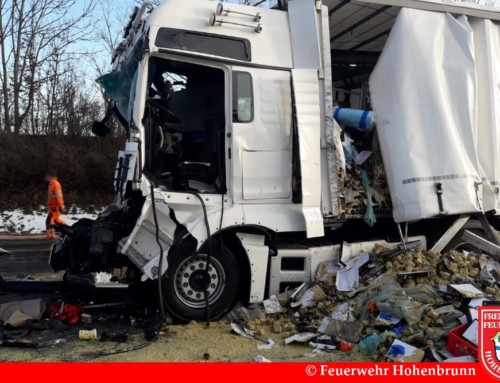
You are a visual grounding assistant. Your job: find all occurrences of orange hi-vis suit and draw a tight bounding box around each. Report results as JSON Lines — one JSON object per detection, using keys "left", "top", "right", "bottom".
{"left": 46, "top": 177, "right": 66, "bottom": 239}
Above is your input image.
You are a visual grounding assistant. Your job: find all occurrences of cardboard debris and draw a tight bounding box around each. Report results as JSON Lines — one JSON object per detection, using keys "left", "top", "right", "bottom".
{"left": 469, "top": 298, "right": 489, "bottom": 308}
{"left": 448, "top": 284, "right": 486, "bottom": 298}
{"left": 336, "top": 253, "right": 370, "bottom": 292}
{"left": 316, "top": 262, "right": 341, "bottom": 282}
{"left": 374, "top": 312, "right": 401, "bottom": 327}
{"left": 263, "top": 295, "right": 282, "bottom": 314}
{"left": 462, "top": 320, "right": 478, "bottom": 346}
{"left": 291, "top": 285, "right": 326, "bottom": 309}
{"left": 387, "top": 339, "right": 425, "bottom": 362}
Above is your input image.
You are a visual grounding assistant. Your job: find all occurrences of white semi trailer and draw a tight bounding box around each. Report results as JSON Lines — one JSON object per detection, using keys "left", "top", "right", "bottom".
{"left": 50, "top": 0, "right": 500, "bottom": 320}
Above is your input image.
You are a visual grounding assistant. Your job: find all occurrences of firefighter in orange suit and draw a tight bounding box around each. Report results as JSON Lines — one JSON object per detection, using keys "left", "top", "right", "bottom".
{"left": 45, "top": 171, "right": 67, "bottom": 239}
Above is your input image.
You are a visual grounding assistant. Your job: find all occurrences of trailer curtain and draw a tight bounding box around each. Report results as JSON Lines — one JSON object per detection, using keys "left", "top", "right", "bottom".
{"left": 370, "top": 8, "right": 500, "bottom": 222}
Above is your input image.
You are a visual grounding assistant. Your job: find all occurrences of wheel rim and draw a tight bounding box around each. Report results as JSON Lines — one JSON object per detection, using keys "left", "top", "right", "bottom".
{"left": 173, "top": 255, "right": 226, "bottom": 309}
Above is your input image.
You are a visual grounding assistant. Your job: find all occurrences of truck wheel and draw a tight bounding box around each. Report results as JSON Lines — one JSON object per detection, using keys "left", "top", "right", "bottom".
{"left": 163, "top": 242, "right": 240, "bottom": 321}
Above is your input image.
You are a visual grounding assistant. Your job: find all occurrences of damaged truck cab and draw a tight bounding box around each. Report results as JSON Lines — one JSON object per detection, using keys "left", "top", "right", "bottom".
{"left": 50, "top": 0, "right": 500, "bottom": 321}
{"left": 53, "top": 0, "right": 328, "bottom": 320}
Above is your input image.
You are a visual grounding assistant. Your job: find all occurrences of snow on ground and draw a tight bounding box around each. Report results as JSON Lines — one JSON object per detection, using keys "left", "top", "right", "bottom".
{"left": 0, "top": 206, "right": 101, "bottom": 234}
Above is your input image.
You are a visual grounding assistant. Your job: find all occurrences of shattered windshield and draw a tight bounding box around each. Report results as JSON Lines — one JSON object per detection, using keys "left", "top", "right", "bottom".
{"left": 97, "top": 38, "right": 144, "bottom": 127}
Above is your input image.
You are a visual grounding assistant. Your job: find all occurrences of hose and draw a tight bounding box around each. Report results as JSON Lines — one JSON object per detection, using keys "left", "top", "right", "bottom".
{"left": 186, "top": 192, "right": 212, "bottom": 327}
{"left": 149, "top": 181, "right": 166, "bottom": 331}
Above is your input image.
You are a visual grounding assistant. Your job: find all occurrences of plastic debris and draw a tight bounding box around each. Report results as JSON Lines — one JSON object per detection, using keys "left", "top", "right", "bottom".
{"left": 257, "top": 339, "right": 275, "bottom": 350}
{"left": 318, "top": 318, "right": 363, "bottom": 343}
{"left": 254, "top": 355, "right": 271, "bottom": 362}
{"left": 285, "top": 332, "right": 317, "bottom": 345}
{"left": 230, "top": 323, "right": 254, "bottom": 339}
{"left": 94, "top": 272, "right": 113, "bottom": 284}
{"left": 339, "top": 339, "right": 353, "bottom": 352}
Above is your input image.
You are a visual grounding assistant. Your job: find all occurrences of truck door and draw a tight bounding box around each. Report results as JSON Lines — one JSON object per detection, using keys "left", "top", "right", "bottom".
{"left": 229, "top": 67, "right": 293, "bottom": 204}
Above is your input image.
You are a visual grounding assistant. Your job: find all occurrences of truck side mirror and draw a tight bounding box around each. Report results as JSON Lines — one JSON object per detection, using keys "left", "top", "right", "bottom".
{"left": 92, "top": 120, "right": 111, "bottom": 138}
{"left": 216, "top": 3, "right": 224, "bottom": 16}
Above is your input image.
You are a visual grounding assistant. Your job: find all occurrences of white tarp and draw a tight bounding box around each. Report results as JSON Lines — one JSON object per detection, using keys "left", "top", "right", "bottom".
{"left": 370, "top": 8, "right": 484, "bottom": 222}
{"left": 471, "top": 18, "right": 500, "bottom": 212}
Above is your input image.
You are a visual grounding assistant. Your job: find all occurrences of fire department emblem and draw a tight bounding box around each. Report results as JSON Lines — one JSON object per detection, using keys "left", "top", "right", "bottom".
{"left": 479, "top": 307, "right": 500, "bottom": 379}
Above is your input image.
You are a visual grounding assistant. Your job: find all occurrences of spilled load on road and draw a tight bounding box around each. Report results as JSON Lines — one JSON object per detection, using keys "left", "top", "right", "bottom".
{"left": 228, "top": 242, "right": 496, "bottom": 361}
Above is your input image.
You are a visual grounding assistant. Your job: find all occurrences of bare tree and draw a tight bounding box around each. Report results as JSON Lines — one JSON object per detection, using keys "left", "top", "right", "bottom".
{"left": 0, "top": 0, "right": 95, "bottom": 134}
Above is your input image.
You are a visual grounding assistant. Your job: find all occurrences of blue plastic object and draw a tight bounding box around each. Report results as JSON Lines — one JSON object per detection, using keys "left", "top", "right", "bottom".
{"left": 393, "top": 326, "right": 404, "bottom": 335}
{"left": 388, "top": 344, "right": 405, "bottom": 357}
{"left": 379, "top": 312, "right": 392, "bottom": 321}
{"left": 333, "top": 107, "right": 374, "bottom": 132}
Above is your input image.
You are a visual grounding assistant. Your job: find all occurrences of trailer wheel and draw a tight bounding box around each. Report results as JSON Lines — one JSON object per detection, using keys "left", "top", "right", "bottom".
{"left": 163, "top": 242, "right": 240, "bottom": 321}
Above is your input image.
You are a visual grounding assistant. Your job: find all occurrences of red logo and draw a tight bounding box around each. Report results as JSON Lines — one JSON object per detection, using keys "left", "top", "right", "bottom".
{"left": 479, "top": 307, "right": 500, "bottom": 379}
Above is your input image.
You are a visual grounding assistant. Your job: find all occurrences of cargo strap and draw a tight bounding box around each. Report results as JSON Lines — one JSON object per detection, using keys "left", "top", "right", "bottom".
{"left": 435, "top": 183, "right": 446, "bottom": 215}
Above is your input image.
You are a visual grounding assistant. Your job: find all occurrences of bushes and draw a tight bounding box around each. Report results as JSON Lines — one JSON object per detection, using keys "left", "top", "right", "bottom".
{"left": 0, "top": 134, "right": 125, "bottom": 211}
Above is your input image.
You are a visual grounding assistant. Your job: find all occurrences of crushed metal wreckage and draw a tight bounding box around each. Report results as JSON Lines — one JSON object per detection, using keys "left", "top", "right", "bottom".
{"left": 228, "top": 244, "right": 498, "bottom": 361}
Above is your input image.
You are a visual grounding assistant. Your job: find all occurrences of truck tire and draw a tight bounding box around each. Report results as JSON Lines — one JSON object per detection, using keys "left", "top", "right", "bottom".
{"left": 163, "top": 242, "right": 240, "bottom": 321}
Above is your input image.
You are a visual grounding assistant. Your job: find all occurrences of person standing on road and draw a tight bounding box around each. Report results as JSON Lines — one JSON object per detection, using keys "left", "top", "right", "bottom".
{"left": 45, "top": 170, "right": 66, "bottom": 239}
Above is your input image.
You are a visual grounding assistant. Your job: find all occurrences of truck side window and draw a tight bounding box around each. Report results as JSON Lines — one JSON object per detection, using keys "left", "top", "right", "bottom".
{"left": 232, "top": 72, "right": 253, "bottom": 123}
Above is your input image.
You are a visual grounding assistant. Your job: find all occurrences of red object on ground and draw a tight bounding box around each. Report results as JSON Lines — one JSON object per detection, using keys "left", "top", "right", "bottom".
{"left": 447, "top": 323, "right": 478, "bottom": 359}
{"left": 368, "top": 299, "right": 377, "bottom": 313}
{"left": 339, "top": 339, "right": 353, "bottom": 352}
{"left": 45, "top": 303, "right": 82, "bottom": 325}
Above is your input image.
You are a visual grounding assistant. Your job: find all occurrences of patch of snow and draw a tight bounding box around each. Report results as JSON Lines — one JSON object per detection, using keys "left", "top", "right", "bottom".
{"left": 0, "top": 205, "right": 100, "bottom": 234}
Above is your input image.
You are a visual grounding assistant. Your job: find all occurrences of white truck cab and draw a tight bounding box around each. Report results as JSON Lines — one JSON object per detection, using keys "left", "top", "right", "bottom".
{"left": 50, "top": 0, "right": 500, "bottom": 320}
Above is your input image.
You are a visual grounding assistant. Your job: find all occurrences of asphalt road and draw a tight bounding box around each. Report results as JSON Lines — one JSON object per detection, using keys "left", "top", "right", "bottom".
{"left": 0, "top": 236, "right": 357, "bottom": 362}
{"left": 0, "top": 235, "right": 55, "bottom": 277}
